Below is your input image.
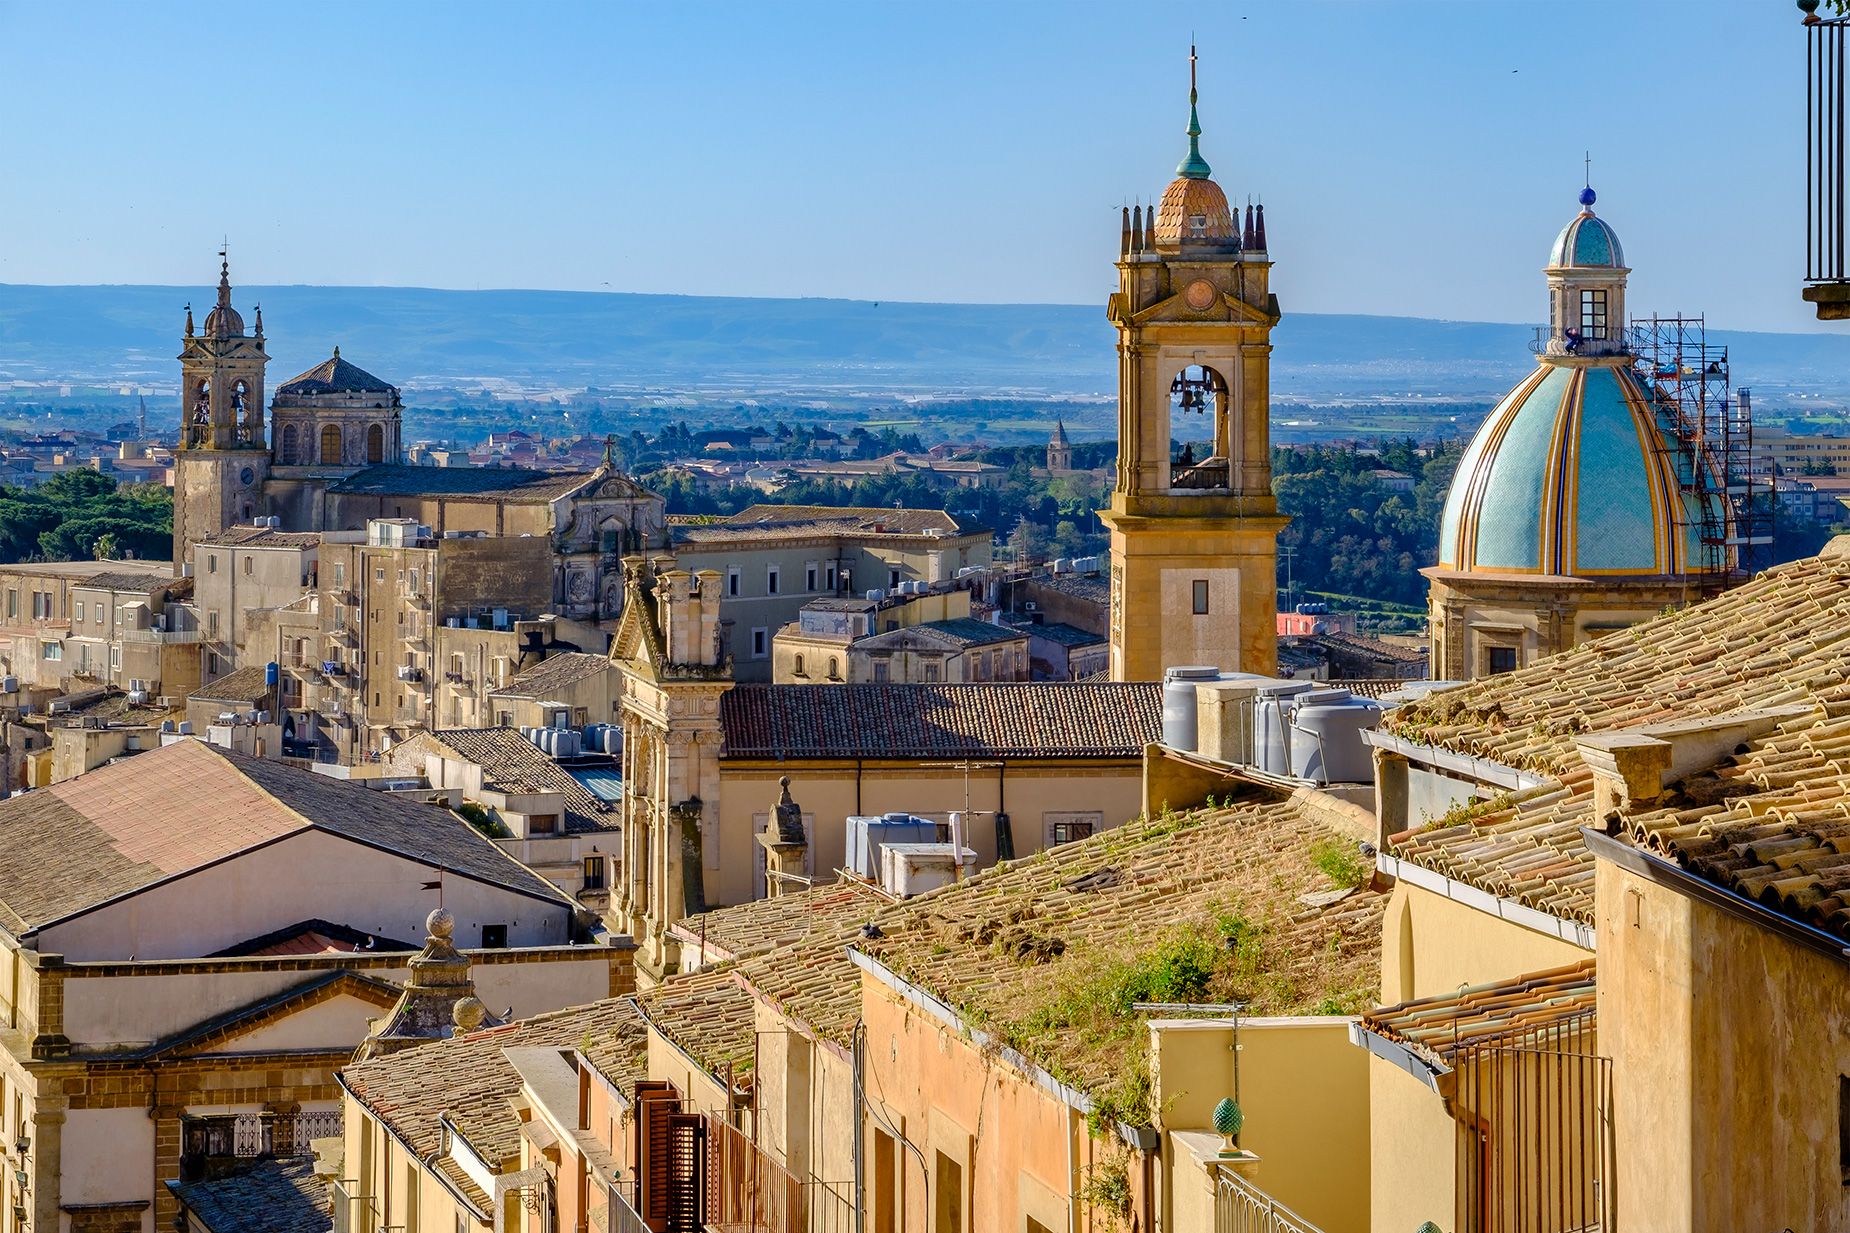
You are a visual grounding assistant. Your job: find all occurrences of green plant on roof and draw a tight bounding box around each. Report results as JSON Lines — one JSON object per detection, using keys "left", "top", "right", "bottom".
{"left": 455, "top": 800, "right": 509, "bottom": 839}
{"left": 1310, "top": 838, "right": 1367, "bottom": 889}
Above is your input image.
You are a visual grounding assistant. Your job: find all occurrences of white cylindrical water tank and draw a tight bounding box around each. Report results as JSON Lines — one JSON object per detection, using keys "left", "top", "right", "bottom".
{"left": 1253, "top": 679, "right": 1317, "bottom": 776}
{"left": 1290, "top": 692, "right": 1384, "bottom": 784}
{"left": 1162, "top": 665, "right": 1221, "bottom": 752}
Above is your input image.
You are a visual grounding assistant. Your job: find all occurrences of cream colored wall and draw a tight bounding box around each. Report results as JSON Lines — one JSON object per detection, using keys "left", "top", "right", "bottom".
{"left": 1597, "top": 859, "right": 1850, "bottom": 1232}
{"left": 1379, "top": 880, "right": 1592, "bottom": 1003}
{"left": 60, "top": 1106, "right": 155, "bottom": 1210}
{"left": 751, "top": 1002, "right": 859, "bottom": 1216}
{"left": 644, "top": 1030, "right": 730, "bottom": 1118}
{"left": 38, "top": 826, "right": 570, "bottom": 961}
{"left": 213, "top": 991, "right": 386, "bottom": 1052}
{"left": 713, "top": 760, "right": 1143, "bottom": 906}
{"left": 1366, "top": 1055, "right": 1457, "bottom": 1233}
{"left": 858, "top": 970, "right": 1080, "bottom": 1233}
{"left": 1152, "top": 1018, "right": 1370, "bottom": 1233}
{"left": 58, "top": 949, "right": 612, "bottom": 1051}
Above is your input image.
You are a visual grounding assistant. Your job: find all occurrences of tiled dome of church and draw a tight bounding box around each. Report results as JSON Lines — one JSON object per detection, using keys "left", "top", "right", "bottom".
{"left": 1548, "top": 187, "right": 1625, "bottom": 269}
{"left": 1438, "top": 363, "right": 1708, "bottom": 576}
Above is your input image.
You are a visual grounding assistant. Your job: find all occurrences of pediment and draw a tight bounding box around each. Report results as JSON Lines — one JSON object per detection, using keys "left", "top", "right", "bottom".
{"left": 1130, "top": 288, "right": 1277, "bottom": 328}
{"left": 149, "top": 970, "right": 400, "bottom": 1060}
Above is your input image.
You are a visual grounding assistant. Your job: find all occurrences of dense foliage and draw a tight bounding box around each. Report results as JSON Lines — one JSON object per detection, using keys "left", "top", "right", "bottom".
{"left": 0, "top": 471, "right": 172, "bottom": 563}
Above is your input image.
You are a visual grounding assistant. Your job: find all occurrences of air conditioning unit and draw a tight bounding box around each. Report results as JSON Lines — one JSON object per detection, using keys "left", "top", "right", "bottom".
{"left": 0, "top": 676, "right": 15, "bottom": 694}
{"left": 1023, "top": 602, "right": 1039, "bottom": 614}
{"left": 126, "top": 690, "right": 147, "bottom": 705}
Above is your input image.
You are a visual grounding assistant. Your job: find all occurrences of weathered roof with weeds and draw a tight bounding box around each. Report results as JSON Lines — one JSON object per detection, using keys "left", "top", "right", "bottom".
{"left": 855, "top": 787, "right": 1385, "bottom": 1127}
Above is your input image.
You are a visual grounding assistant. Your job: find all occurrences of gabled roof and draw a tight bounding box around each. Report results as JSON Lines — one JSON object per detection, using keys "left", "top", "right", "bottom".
{"left": 191, "top": 665, "right": 272, "bottom": 705}
{"left": 718, "top": 682, "right": 1162, "bottom": 760}
{"left": 0, "top": 739, "right": 566, "bottom": 935}
{"left": 487, "top": 651, "right": 609, "bottom": 700}
{"left": 399, "top": 728, "right": 616, "bottom": 833}
{"left": 341, "top": 996, "right": 650, "bottom": 1167}
{"left": 1385, "top": 541, "right": 1850, "bottom": 938}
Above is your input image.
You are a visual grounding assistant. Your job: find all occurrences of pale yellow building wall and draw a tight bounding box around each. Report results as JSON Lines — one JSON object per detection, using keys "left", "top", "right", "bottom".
{"left": 1379, "top": 880, "right": 1592, "bottom": 1004}
{"left": 713, "top": 759, "right": 1143, "bottom": 906}
{"left": 1596, "top": 858, "right": 1850, "bottom": 1232}
{"left": 61, "top": 1107, "right": 155, "bottom": 1212}
{"left": 1366, "top": 1055, "right": 1457, "bottom": 1233}
{"left": 1153, "top": 1018, "right": 1370, "bottom": 1233}
{"left": 751, "top": 1001, "right": 859, "bottom": 1218}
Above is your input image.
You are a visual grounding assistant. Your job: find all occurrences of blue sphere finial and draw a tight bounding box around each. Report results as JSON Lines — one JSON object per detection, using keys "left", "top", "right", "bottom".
{"left": 1579, "top": 185, "right": 1597, "bottom": 209}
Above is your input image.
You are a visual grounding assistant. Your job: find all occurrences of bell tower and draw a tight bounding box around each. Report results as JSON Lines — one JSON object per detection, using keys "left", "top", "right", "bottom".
{"left": 1100, "top": 49, "right": 1286, "bottom": 681}
{"left": 173, "top": 254, "right": 271, "bottom": 568}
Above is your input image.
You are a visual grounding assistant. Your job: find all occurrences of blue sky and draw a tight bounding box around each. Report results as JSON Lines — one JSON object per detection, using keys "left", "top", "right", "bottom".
{"left": 0, "top": 1, "right": 1816, "bottom": 330}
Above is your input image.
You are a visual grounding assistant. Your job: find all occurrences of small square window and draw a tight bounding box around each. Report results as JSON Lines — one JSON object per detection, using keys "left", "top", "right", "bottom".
{"left": 1487, "top": 646, "right": 1519, "bottom": 675}
{"left": 480, "top": 924, "right": 508, "bottom": 949}
{"left": 1192, "top": 579, "right": 1209, "bottom": 615}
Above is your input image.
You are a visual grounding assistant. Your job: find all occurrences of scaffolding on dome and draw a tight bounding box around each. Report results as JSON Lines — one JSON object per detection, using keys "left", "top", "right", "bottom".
{"left": 1626, "top": 314, "right": 1774, "bottom": 597}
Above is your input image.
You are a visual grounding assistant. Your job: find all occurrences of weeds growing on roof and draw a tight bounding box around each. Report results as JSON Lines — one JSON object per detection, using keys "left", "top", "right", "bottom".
{"left": 1310, "top": 838, "right": 1368, "bottom": 889}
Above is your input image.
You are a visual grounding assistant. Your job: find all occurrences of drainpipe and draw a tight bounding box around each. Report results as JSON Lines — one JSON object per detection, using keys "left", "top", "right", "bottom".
{"left": 852, "top": 1023, "right": 866, "bottom": 1233}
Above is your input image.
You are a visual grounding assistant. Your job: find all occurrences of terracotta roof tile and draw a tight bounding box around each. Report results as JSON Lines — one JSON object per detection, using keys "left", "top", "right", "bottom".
{"left": 342, "top": 996, "right": 649, "bottom": 1165}
{"left": 327, "top": 465, "right": 593, "bottom": 503}
{"left": 488, "top": 652, "right": 611, "bottom": 700}
{"left": 718, "top": 682, "right": 1161, "bottom": 759}
{"left": 1360, "top": 959, "right": 1597, "bottom": 1070}
{"left": 399, "top": 728, "right": 616, "bottom": 834}
{"left": 1385, "top": 545, "right": 1850, "bottom": 935}
{"left": 672, "top": 879, "right": 893, "bottom": 964}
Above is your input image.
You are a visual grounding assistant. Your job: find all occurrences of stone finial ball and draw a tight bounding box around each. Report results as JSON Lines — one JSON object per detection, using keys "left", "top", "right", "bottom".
{"left": 426, "top": 907, "right": 455, "bottom": 939}
{"left": 1212, "top": 1096, "right": 1244, "bottom": 1137}
{"left": 452, "top": 995, "right": 487, "bottom": 1032}
{"left": 779, "top": 775, "right": 791, "bottom": 790}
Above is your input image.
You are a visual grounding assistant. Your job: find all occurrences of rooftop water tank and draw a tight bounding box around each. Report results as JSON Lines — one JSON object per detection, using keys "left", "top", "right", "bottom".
{"left": 1162, "top": 665, "right": 1222, "bottom": 752}
{"left": 1290, "top": 692, "right": 1384, "bottom": 785}
{"left": 1253, "top": 679, "right": 1317, "bottom": 776}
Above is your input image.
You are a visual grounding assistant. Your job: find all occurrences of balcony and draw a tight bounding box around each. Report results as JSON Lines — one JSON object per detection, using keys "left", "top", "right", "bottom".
{"left": 1215, "top": 1168, "right": 1328, "bottom": 1233}
{"left": 1805, "top": 12, "right": 1850, "bottom": 317}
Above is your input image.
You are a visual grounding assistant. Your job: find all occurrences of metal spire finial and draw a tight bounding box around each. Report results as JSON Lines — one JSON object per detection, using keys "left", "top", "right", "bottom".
{"left": 1177, "top": 43, "right": 1212, "bottom": 180}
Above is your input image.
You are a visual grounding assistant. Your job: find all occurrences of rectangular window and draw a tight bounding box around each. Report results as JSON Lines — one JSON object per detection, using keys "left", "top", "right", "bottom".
{"left": 582, "top": 856, "right": 606, "bottom": 890}
{"left": 480, "top": 924, "right": 508, "bottom": 949}
{"left": 888, "top": 567, "right": 902, "bottom": 589}
{"left": 934, "top": 1152, "right": 964, "bottom": 1233}
{"left": 374, "top": 567, "right": 385, "bottom": 583}
{"left": 1047, "top": 812, "right": 1102, "bottom": 846}
{"left": 805, "top": 563, "right": 818, "bottom": 591}
{"left": 207, "top": 555, "right": 218, "bottom": 574}
{"left": 41, "top": 643, "right": 59, "bottom": 662}
{"left": 1487, "top": 645, "right": 1519, "bottom": 675}
{"left": 208, "top": 611, "right": 220, "bottom": 637}
{"left": 751, "top": 627, "right": 768, "bottom": 658}
{"left": 1192, "top": 579, "right": 1210, "bottom": 615}
{"left": 766, "top": 566, "right": 780, "bottom": 595}
{"left": 528, "top": 813, "right": 558, "bottom": 835}
{"left": 923, "top": 661, "right": 941, "bottom": 683}
{"left": 727, "top": 567, "right": 740, "bottom": 597}
{"left": 826, "top": 564, "right": 838, "bottom": 591}
{"left": 333, "top": 563, "right": 345, "bottom": 587}
{"left": 1580, "top": 288, "right": 1608, "bottom": 340}
{"left": 243, "top": 556, "right": 253, "bottom": 575}
{"left": 873, "top": 660, "right": 890, "bottom": 683}
{"left": 5, "top": 590, "right": 13, "bottom": 620}
{"left": 73, "top": 602, "right": 83, "bottom": 622}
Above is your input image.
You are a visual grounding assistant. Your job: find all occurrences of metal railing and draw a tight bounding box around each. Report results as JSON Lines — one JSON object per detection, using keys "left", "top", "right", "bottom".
{"left": 599, "top": 1182, "right": 650, "bottom": 1233}
{"left": 1215, "top": 1168, "right": 1328, "bottom": 1233}
{"left": 1810, "top": 15, "right": 1850, "bottom": 284}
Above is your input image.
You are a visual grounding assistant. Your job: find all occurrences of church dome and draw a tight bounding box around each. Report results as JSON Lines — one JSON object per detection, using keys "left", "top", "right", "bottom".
{"left": 1438, "top": 362, "right": 1714, "bottom": 577}
{"left": 202, "top": 302, "right": 245, "bottom": 339}
{"left": 1548, "top": 187, "right": 1625, "bottom": 268}
{"left": 1154, "top": 176, "right": 1238, "bottom": 248}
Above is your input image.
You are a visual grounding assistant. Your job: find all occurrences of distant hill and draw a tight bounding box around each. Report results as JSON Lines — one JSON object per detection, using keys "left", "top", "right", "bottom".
{"left": 1, "top": 283, "right": 1847, "bottom": 401}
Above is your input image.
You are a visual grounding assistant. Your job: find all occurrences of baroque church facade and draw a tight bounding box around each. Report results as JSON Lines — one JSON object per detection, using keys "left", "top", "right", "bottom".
{"left": 171, "top": 261, "right": 665, "bottom": 621}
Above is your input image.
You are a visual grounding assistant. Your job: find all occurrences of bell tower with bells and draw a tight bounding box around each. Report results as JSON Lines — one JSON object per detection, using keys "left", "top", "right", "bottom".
{"left": 1100, "top": 47, "right": 1286, "bottom": 682}
{"left": 173, "top": 251, "right": 271, "bottom": 570}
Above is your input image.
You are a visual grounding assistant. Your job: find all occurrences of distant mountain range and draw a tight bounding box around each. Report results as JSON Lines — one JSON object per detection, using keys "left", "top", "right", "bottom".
{"left": 2, "top": 283, "right": 1848, "bottom": 403}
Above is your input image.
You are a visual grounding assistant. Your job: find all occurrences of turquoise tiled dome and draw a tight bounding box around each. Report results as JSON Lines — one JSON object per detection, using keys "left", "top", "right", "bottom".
{"left": 1549, "top": 211, "right": 1624, "bottom": 269}
{"left": 1438, "top": 362, "right": 1714, "bottom": 577}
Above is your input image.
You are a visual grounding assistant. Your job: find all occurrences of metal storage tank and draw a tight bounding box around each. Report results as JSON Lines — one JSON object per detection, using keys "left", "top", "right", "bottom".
{"left": 1289, "top": 690, "right": 1384, "bottom": 784}
{"left": 1253, "top": 679, "right": 1316, "bottom": 776}
{"left": 1162, "top": 665, "right": 1222, "bottom": 752}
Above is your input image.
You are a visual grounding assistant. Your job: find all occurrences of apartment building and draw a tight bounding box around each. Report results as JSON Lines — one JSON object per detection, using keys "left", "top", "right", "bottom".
{"left": 670, "top": 505, "right": 992, "bottom": 682}
{"left": 0, "top": 560, "right": 174, "bottom": 695}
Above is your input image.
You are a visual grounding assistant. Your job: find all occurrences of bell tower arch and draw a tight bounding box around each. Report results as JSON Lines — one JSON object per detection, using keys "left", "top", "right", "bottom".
{"left": 1100, "top": 49, "right": 1287, "bottom": 681}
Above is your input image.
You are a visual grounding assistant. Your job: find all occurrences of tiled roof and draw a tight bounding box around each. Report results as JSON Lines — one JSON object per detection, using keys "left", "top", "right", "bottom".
{"left": 488, "top": 652, "right": 610, "bottom": 700}
{"left": 1360, "top": 960, "right": 1596, "bottom": 1071}
{"left": 1027, "top": 622, "right": 1107, "bottom": 648}
{"left": 196, "top": 526, "right": 325, "bottom": 548}
{"left": 672, "top": 879, "right": 893, "bottom": 965}
{"left": 1385, "top": 544, "right": 1850, "bottom": 934}
{"left": 1027, "top": 573, "right": 1109, "bottom": 604}
{"left": 327, "top": 464, "right": 592, "bottom": 502}
{"left": 168, "top": 1156, "right": 329, "bottom": 1233}
{"left": 191, "top": 665, "right": 272, "bottom": 704}
{"left": 277, "top": 353, "right": 396, "bottom": 396}
{"left": 0, "top": 739, "right": 565, "bottom": 933}
{"left": 1316, "top": 631, "right": 1429, "bottom": 666}
{"left": 855, "top": 618, "right": 1025, "bottom": 653}
{"left": 342, "top": 997, "right": 649, "bottom": 1165}
{"left": 73, "top": 571, "right": 175, "bottom": 593}
{"left": 856, "top": 788, "right": 1386, "bottom": 1122}
{"left": 634, "top": 966, "right": 759, "bottom": 1081}
{"left": 718, "top": 682, "right": 1162, "bottom": 760}
{"left": 723, "top": 505, "right": 967, "bottom": 534}
{"left": 398, "top": 728, "right": 616, "bottom": 834}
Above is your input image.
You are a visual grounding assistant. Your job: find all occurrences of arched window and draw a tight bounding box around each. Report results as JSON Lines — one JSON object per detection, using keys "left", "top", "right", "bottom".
{"left": 795, "top": 654, "right": 806, "bottom": 677}
{"left": 1168, "top": 364, "right": 1230, "bottom": 491}
{"left": 279, "top": 424, "right": 298, "bottom": 465}
{"left": 828, "top": 657, "right": 839, "bottom": 679}
{"left": 366, "top": 422, "right": 384, "bottom": 464}
{"left": 320, "top": 424, "right": 342, "bottom": 465}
